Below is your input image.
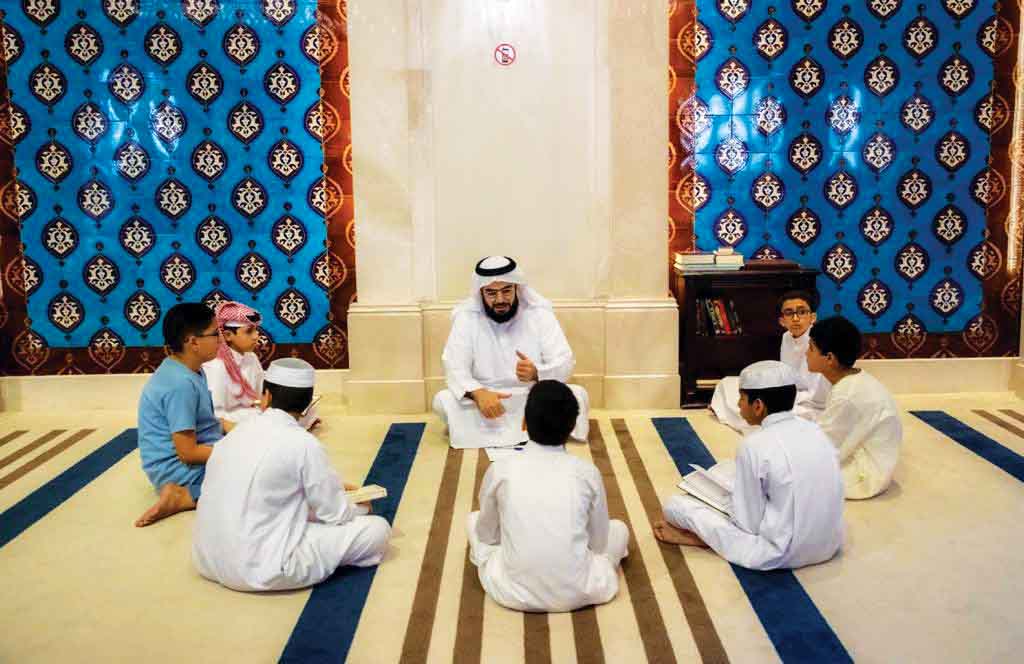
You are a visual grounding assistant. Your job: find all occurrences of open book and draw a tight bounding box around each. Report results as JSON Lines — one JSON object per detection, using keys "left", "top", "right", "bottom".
{"left": 450, "top": 392, "right": 530, "bottom": 449}
{"left": 677, "top": 460, "right": 735, "bottom": 515}
{"left": 298, "top": 395, "right": 321, "bottom": 431}
{"left": 345, "top": 484, "right": 388, "bottom": 504}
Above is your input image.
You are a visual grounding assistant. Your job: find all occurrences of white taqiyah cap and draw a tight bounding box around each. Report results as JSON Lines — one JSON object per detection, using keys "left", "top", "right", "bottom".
{"left": 738, "top": 360, "right": 797, "bottom": 390}
{"left": 265, "top": 358, "right": 315, "bottom": 389}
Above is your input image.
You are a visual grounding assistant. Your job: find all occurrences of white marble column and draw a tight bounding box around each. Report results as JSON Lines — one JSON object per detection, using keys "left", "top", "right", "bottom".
{"left": 347, "top": 0, "right": 678, "bottom": 412}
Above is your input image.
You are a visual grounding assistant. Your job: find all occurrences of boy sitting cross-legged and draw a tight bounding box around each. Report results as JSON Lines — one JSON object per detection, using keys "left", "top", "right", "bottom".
{"left": 193, "top": 358, "right": 390, "bottom": 591}
{"left": 807, "top": 315, "right": 902, "bottom": 499}
{"left": 657, "top": 361, "right": 845, "bottom": 571}
{"left": 466, "top": 380, "right": 629, "bottom": 612}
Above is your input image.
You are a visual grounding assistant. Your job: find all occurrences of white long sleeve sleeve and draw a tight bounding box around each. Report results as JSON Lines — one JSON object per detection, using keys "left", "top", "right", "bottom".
{"left": 203, "top": 362, "right": 230, "bottom": 420}
{"left": 585, "top": 467, "right": 611, "bottom": 554}
{"left": 475, "top": 465, "right": 501, "bottom": 545}
{"left": 442, "top": 315, "right": 485, "bottom": 399}
{"left": 301, "top": 443, "right": 368, "bottom": 525}
{"left": 534, "top": 310, "right": 575, "bottom": 382}
{"left": 730, "top": 443, "right": 768, "bottom": 535}
{"left": 817, "top": 396, "right": 862, "bottom": 462}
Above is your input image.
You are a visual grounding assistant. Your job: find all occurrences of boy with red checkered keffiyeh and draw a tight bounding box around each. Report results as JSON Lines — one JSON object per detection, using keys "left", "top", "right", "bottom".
{"left": 203, "top": 301, "right": 321, "bottom": 430}
{"left": 203, "top": 301, "right": 266, "bottom": 424}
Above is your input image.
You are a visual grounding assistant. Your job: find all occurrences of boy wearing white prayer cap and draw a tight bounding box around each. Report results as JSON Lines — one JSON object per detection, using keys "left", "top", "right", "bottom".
{"left": 433, "top": 256, "right": 590, "bottom": 448}
{"left": 655, "top": 360, "right": 845, "bottom": 571}
{"left": 193, "top": 358, "right": 390, "bottom": 592}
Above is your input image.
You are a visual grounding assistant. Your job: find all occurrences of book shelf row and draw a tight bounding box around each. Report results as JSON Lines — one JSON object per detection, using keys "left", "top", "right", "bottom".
{"left": 696, "top": 297, "right": 743, "bottom": 336}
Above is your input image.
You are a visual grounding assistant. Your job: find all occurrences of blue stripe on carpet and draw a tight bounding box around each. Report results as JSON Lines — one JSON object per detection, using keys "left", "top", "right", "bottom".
{"left": 651, "top": 417, "right": 852, "bottom": 664}
{"left": 279, "top": 422, "right": 426, "bottom": 664}
{"left": 911, "top": 411, "right": 1024, "bottom": 483}
{"left": 0, "top": 428, "right": 138, "bottom": 549}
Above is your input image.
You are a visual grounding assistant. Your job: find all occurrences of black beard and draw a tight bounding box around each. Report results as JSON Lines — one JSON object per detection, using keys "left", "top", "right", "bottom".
{"left": 484, "top": 297, "right": 519, "bottom": 323}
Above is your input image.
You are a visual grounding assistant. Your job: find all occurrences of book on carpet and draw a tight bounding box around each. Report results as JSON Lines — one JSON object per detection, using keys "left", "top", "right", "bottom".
{"left": 677, "top": 460, "right": 735, "bottom": 515}
{"left": 346, "top": 484, "right": 388, "bottom": 503}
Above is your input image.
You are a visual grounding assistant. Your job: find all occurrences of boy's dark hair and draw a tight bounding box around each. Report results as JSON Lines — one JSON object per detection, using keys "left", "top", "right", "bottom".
{"left": 264, "top": 381, "right": 314, "bottom": 414}
{"left": 740, "top": 385, "right": 797, "bottom": 415}
{"left": 524, "top": 380, "right": 579, "bottom": 446}
{"left": 776, "top": 289, "right": 818, "bottom": 314}
{"left": 163, "top": 303, "right": 215, "bottom": 353}
{"left": 808, "top": 315, "right": 862, "bottom": 368}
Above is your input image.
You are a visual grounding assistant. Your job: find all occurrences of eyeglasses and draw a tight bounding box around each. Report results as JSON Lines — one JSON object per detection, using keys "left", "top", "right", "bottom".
{"left": 193, "top": 331, "right": 221, "bottom": 339}
{"left": 482, "top": 286, "right": 516, "bottom": 301}
{"left": 781, "top": 308, "right": 812, "bottom": 319}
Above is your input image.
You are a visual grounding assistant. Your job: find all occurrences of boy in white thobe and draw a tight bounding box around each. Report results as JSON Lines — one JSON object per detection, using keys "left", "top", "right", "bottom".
{"left": 467, "top": 380, "right": 628, "bottom": 612}
{"left": 656, "top": 361, "right": 845, "bottom": 571}
{"left": 203, "top": 301, "right": 265, "bottom": 424}
{"left": 193, "top": 359, "right": 390, "bottom": 592}
{"left": 433, "top": 256, "right": 589, "bottom": 448}
{"left": 712, "top": 290, "right": 830, "bottom": 432}
{"left": 807, "top": 315, "right": 902, "bottom": 499}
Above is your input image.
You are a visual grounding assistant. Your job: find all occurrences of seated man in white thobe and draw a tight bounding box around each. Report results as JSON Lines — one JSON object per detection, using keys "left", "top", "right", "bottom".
{"left": 711, "top": 290, "right": 830, "bottom": 433}
{"left": 467, "top": 380, "right": 628, "bottom": 612}
{"left": 433, "top": 256, "right": 589, "bottom": 448}
{"left": 655, "top": 361, "right": 845, "bottom": 571}
{"left": 193, "top": 358, "right": 390, "bottom": 592}
{"left": 807, "top": 315, "right": 902, "bottom": 499}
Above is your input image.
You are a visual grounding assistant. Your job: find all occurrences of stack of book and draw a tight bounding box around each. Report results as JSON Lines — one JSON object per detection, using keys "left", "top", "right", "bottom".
{"left": 673, "top": 248, "right": 745, "bottom": 272}
{"left": 696, "top": 296, "right": 743, "bottom": 336}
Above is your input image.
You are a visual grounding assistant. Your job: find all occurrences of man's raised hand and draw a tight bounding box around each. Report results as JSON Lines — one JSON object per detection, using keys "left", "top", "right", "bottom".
{"left": 515, "top": 350, "right": 539, "bottom": 383}
{"left": 471, "top": 388, "right": 511, "bottom": 419}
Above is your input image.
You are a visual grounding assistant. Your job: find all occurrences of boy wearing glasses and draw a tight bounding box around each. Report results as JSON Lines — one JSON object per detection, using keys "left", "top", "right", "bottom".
{"left": 712, "top": 290, "right": 830, "bottom": 432}
{"left": 807, "top": 316, "right": 902, "bottom": 499}
{"left": 135, "top": 303, "right": 228, "bottom": 527}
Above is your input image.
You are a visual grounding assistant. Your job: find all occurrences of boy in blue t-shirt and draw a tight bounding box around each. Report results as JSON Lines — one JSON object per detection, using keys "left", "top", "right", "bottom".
{"left": 135, "top": 303, "right": 228, "bottom": 527}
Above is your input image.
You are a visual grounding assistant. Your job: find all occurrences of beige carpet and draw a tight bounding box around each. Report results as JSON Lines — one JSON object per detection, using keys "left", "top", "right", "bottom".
{"left": 1, "top": 394, "right": 1023, "bottom": 663}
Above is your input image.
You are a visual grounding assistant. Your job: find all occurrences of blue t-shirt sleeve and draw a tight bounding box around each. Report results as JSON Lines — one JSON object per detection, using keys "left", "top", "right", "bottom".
{"left": 165, "top": 384, "right": 200, "bottom": 434}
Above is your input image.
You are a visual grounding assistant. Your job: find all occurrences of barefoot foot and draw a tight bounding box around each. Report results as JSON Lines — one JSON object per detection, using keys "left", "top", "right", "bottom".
{"left": 134, "top": 483, "right": 196, "bottom": 527}
{"left": 653, "top": 520, "right": 709, "bottom": 547}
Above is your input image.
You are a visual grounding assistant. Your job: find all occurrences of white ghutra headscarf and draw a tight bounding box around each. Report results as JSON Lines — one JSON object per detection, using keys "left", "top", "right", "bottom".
{"left": 451, "top": 256, "right": 553, "bottom": 319}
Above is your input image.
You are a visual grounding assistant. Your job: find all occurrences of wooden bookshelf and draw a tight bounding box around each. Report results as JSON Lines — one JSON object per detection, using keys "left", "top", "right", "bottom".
{"left": 670, "top": 264, "right": 820, "bottom": 406}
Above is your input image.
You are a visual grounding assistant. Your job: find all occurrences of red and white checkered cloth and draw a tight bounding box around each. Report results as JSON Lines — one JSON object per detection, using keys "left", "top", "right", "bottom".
{"left": 214, "top": 301, "right": 262, "bottom": 400}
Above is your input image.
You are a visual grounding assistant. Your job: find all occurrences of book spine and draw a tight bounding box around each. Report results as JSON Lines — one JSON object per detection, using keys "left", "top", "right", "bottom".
{"left": 723, "top": 298, "right": 737, "bottom": 334}
{"left": 715, "top": 300, "right": 727, "bottom": 335}
{"left": 727, "top": 299, "right": 743, "bottom": 335}
{"left": 705, "top": 299, "right": 721, "bottom": 335}
{"left": 716, "top": 299, "right": 732, "bottom": 334}
{"left": 720, "top": 299, "right": 734, "bottom": 334}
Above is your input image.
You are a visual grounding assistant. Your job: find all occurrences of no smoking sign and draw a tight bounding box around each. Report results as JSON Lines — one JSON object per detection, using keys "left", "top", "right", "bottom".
{"left": 494, "top": 43, "right": 516, "bottom": 66}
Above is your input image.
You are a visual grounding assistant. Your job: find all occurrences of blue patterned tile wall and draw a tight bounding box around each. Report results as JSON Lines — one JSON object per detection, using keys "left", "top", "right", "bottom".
{"left": 4, "top": 0, "right": 328, "bottom": 348}
{"left": 690, "top": 0, "right": 998, "bottom": 332}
